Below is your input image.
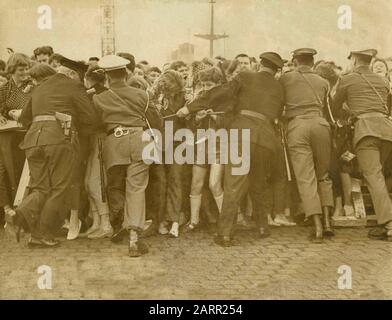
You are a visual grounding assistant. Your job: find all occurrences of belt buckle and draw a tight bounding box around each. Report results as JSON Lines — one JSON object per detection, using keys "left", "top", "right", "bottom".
{"left": 114, "top": 127, "right": 124, "bottom": 138}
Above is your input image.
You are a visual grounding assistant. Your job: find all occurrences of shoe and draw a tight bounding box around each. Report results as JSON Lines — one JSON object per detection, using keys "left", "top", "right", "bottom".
{"left": 368, "top": 226, "right": 390, "bottom": 240}
{"left": 111, "top": 227, "right": 128, "bottom": 243}
{"left": 169, "top": 222, "right": 179, "bottom": 238}
{"left": 28, "top": 237, "right": 60, "bottom": 248}
{"left": 322, "top": 207, "right": 335, "bottom": 237}
{"left": 259, "top": 227, "right": 271, "bottom": 238}
{"left": 158, "top": 222, "right": 169, "bottom": 235}
{"left": 66, "top": 220, "right": 82, "bottom": 240}
{"left": 136, "top": 240, "right": 149, "bottom": 255}
{"left": 4, "top": 209, "right": 29, "bottom": 243}
{"left": 79, "top": 226, "right": 99, "bottom": 238}
{"left": 128, "top": 242, "right": 143, "bottom": 257}
{"left": 268, "top": 214, "right": 281, "bottom": 227}
{"left": 214, "top": 235, "right": 233, "bottom": 247}
{"left": 274, "top": 214, "right": 296, "bottom": 226}
{"left": 140, "top": 222, "right": 158, "bottom": 238}
{"left": 309, "top": 214, "right": 324, "bottom": 243}
{"left": 182, "top": 222, "right": 198, "bottom": 233}
{"left": 88, "top": 227, "right": 113, "bottom": 239}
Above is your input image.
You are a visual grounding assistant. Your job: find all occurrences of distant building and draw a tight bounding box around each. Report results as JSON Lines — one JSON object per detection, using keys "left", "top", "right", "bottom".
{"left": 170, "top": 43, "right": 194, "bottom": 64}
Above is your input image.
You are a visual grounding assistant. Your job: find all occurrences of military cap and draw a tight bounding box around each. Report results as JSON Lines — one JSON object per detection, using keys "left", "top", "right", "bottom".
{"left": 99, "top": 54, "right": 129, "bottom": 71}
{"left": 292, "top": 48, "right": 318, "bottom": 58}
{"left": 259, "top": 52, "right": 285, "bottom": 68}
{"left": 347, "top": 49, "right": 377, "bottom": 59}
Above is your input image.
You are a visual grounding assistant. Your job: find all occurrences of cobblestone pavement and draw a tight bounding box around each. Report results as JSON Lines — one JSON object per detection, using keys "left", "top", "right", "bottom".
{"left": 1, "top": 225, "right": 392, "bottom": 300}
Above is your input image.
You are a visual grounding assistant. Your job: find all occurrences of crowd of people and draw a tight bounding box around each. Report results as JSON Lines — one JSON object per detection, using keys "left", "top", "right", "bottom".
{"left": 1, "top": 44, "right": 392, "bottom": 257}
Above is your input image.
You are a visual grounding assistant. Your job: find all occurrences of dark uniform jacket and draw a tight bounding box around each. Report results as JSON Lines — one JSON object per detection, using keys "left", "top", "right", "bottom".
{"left": 279, "top": 65, "right": 329, "bottom": 119}
{"left": 187, "top": 70, "right": 284, "bottom": 152}
{"left": 19, "top": 73, "right": 99, "bottom": 150}
{"left": 332, "top": 65, "right": 392, "bottom": 147}
{"left": 93, "top": 81, "right": 150, "bottom": 169}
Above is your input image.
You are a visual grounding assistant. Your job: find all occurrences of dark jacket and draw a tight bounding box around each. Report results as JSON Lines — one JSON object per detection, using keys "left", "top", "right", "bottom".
{"left": 187, "top": 70, "right": 284, "bottom": 151}
{"left": 19, "top": 73, "right": 99, "bottom": 149}
{"left": 279, "top": 65, "right": 329, "bottom": 118}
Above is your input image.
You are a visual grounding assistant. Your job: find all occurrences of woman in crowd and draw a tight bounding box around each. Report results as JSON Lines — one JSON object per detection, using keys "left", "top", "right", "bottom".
{"left": 169, "top": 61, "right": 189, "bottom": 82}
{"left": 185, "top": 67, "right": 226, "bottom": 232}
{"left": 153, "top": 70, "right": 187, "bottom": 237}
{"left": 146, "top": 67, "right": 162, "bottom": 87}
{"left": 0, "top": 53, "right": 32, "bottom": 220}
{"left": 83, "top": 65, "right": 112, "bottom": 239}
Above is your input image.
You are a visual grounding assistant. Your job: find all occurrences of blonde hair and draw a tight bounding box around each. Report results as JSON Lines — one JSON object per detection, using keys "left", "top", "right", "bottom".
{"left": 6, "top": 53, "right": 30, "bottom": 74}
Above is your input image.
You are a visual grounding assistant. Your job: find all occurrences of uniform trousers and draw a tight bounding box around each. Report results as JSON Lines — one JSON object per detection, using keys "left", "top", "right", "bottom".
{"left": 263, "top": 143, "right": 288, "bottom": 216}
{"left": 287, "top": 117, "right": 334, "bottom": 217}
{"left": 106, "top": 161, "right": 149, "bottom": 232}
{"left": 356, "top": 136, "right": 392, "bottom": 225}
{"left": 17, "top": 142, "right": 76, "bottom": 239}
{"left": 218, "top": 143, "right": 273, "bottom": 237}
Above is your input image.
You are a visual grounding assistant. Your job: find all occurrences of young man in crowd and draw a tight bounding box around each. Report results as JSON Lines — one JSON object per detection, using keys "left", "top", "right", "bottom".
{"left": 33, "top": 46, "right": 54, "bottom": 65}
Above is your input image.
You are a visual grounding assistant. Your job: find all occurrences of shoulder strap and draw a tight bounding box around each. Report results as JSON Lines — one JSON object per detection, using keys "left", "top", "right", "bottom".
{"left": 356, "top": 72, "right": 390, "bottom": 114}
{"left": 108, "top": 88, "right": 128, "bottom": 106}
{"left": 144, "top": 90, "right": 150, "bottom": 113}
{"left": 298, "top": 71, "right": 324, "bottom": 106}
{"left": 297, "top": 71, "right": 338, "bottom": 123}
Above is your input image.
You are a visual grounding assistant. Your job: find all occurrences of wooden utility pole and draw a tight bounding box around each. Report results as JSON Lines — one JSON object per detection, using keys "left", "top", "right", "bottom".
{"left": 194, "top": 0, "right": 229, "bottom": 58}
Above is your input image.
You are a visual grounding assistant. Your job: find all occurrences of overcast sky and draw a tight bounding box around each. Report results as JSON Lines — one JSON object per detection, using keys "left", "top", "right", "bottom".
{"left": 1, "top": 0, "right": 391, "bottom": 68}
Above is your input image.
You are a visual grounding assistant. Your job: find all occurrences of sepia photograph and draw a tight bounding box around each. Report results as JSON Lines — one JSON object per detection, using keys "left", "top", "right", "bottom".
{"left": 0, "top": 0, "right": 392, "bottom": 306}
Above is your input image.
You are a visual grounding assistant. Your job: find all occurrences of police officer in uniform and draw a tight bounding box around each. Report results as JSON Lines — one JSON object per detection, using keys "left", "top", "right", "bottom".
{"left": 93, "top": 55, "right": 152, "bottom": 257}
{"left": 332, "top": 49, "right": 392, "bottom": 241}
{"left": 280, "top": 48, "right": 334, "bottom": 243}
{"left": 177, "top": 52, "right": 285, "bottom": 246}
{"left": 5, "top": 59, "right": 99, "bottom": 247}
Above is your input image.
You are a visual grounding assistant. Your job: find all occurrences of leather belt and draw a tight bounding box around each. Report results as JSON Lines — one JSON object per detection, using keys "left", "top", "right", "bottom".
{"left": 33, "top": 115, "right": 57, "bottom": 122}
{"left": 239, "top": 110, "right": 270, "bottom": 122}
{"left": 288, "top": 111, "right": 324, "bottom": 121}
{"left": 356, "top": 112, "right": 389, "bottom": 119}
{"left": 107, "top": 126, "right": 144, "bottom": 137}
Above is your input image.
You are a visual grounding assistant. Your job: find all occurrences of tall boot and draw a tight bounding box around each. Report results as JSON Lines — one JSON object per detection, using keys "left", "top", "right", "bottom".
{"left": 310, "top": 214, "right": 323, "bottom": 243}
{"left": 322, "top": 206, "right": 335, "bottom": 237}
